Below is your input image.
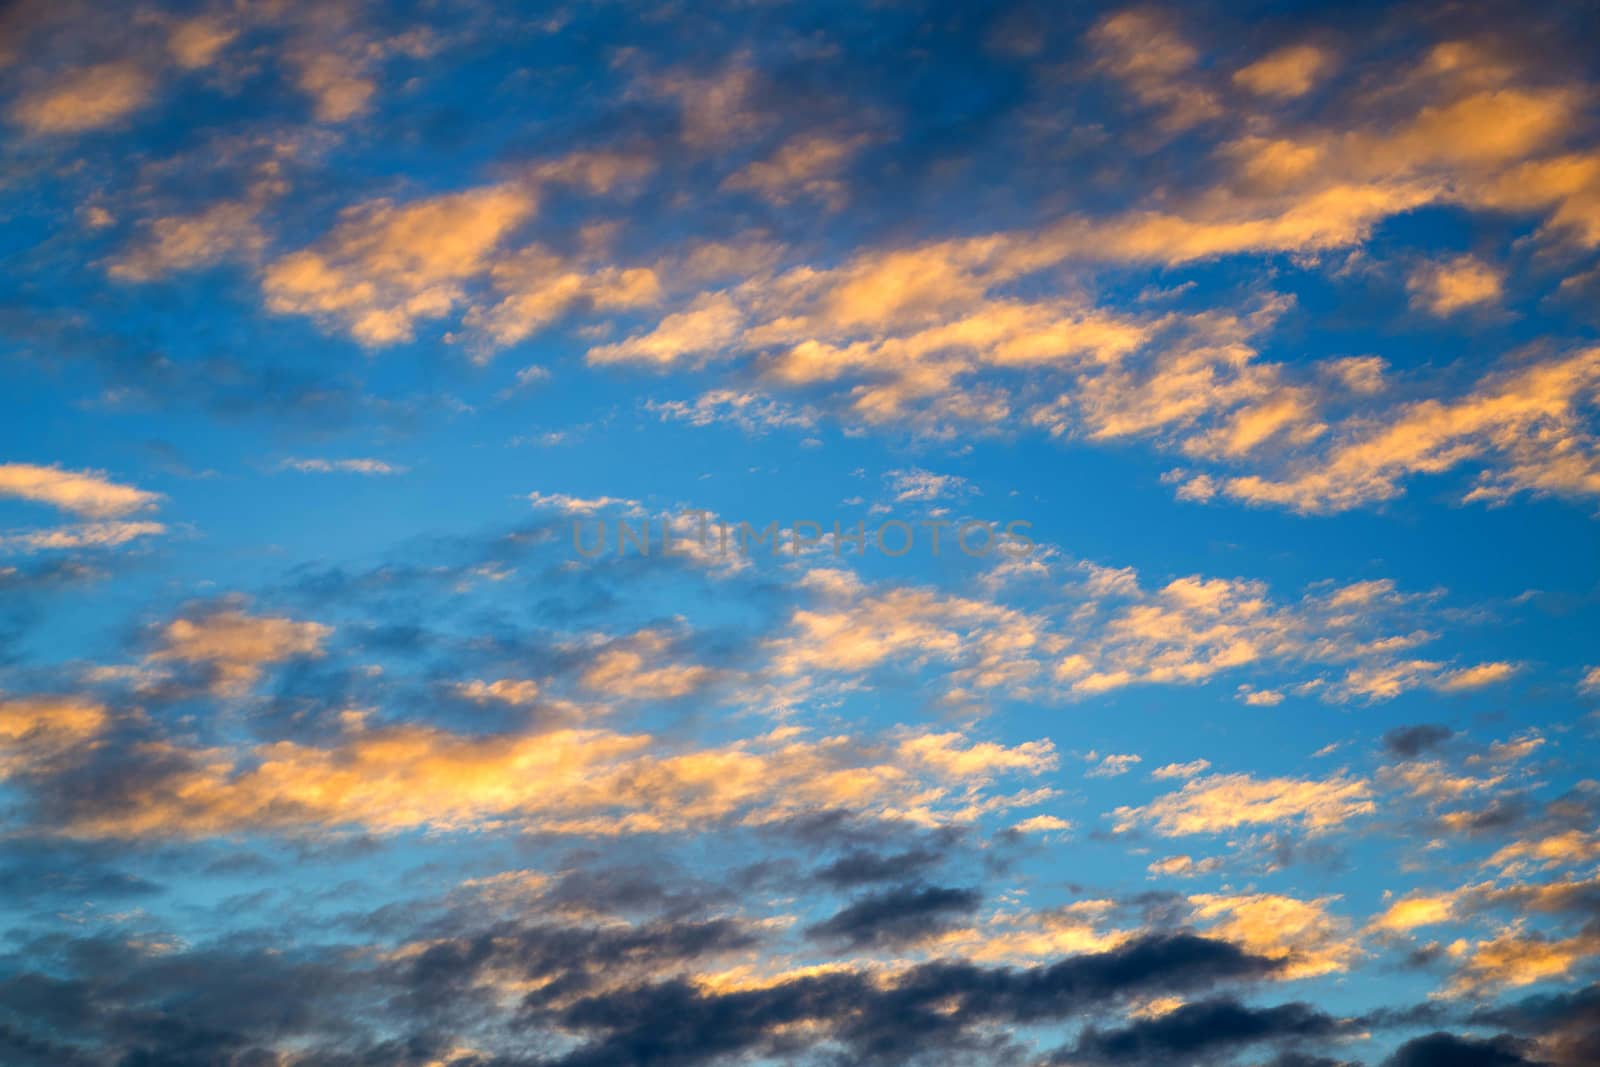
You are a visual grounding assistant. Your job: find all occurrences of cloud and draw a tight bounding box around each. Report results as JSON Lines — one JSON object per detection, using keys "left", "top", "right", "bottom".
{"left": 291, "top": 49, "right": 376, "bottom": 122}
{"left": 105, "top": 149, "right": 293, "bottom": 282}
{"left": 1436, "top": 661, "right": 1520, "bottom": 691}
{"left": 813, "top": 845, "right": 949, "bottom": 888}
{"left": 1383, "top": 724, "right": 1455, "bottom": 759}
{"left": 263, "top": 184, "right": 537, "bottom": 345}
{"left": 1152, "top": 759, "right": 1212, "bottom": 780}
{"left": 1059, "top": 183, "right": 1439, "bottom": 267}
{"left": 928, "top": 899, "right": 1130, "bottom": 964}
{"left": 108, "top": 198, "right": 274, "bottom": 281}
{"left": 760, "top": 559, "right": 1503, "bottom": 710}
{"left": 0, "top": 463, "right": 160, "bottom": 518}
{"left": 0, "top": 521, "right": 166, "bottom": 552}
{"left": 722, "top": 131, "right": 869, "bottom": 209}
{"left": 1086, "top": 752, "right": 1143, "bottom": 778}
{"left": 1446, "top": 928, "right": 1600, "bottom": 996}
{"left": 437, "top": 36, "right": 1583, "bottom": 501}
{"left": 528, "top": 491, "right": 644, "bottom": 515}
{"left": 1469, "top": 983, "right": 1600, "bottom": 1067}
{"left": 642, "top": 60, "right": 766, "bottom": 147}
{"left": 1385, "top": 1032, "right": 1544, "bottom": 1067}
{"left": 166, "top": 16, "right": 238, "bottom": 70}
{"left": 0, "top": 465, "right": 166, "bottom": 553}
{"left": 1221, "top": 348, "right": 1600, "bottom": 512}
{"left": 577, "top": 628, "right": 717, "bottom": 701}
{"left": 586, "top": 293, "right": 743, "bottom": 366}
{"left": 1188, "top": 893, "right": 1362, "bottom": 979}
{"left": 1147, "top": 854, "right": 1223, "bottom": 879}
{"left": 532, "top": 933, "right": 1279, "bottom": 1066}
{"left": 1408, "top": 255, "right": 1505, "bottom": 315}
{"left": 280, "top": 458, "right": 406, "bottom": 475}
{"left": 753, "top": 275, "right": 1154, "bottom": 430}
{"left": 885, "top": 468, "right": 973, "bottom": 503}
{"left": 21, "top": 713, "right": 1058, "bottom": 839}
{"left": 0, "top": 694, "right": 108, "bottom": 777}
{"left": 1486, "top": 831, "right": 1600, "bottom": 874}
{"left": 764, "top": 569, "right": 1050, "bottom": 702}
{"left": 1054, "top": 568, "right": 1427, "bottom": 699}
{"left": 1113, "top": 772, "right": 1375, "bottom": 837}
{"left": 1475, "top": 152, "right": 1600, "bottom": 248}
{"left": 148, "top": 604, "right": 331, "bottom": 696}
{"left": 1090, "top": 9, "right": 1221, "bottom": 130}
{"left": 9, "top": 61, "right": 154, "bottom": 134}
{"left": 467, "top": 247, "right": 661, "bottom": 350}
{"left": 1062, "top": 996, "right": 1353, "bottom": 1063}
{"left": 646, "top": 390, "right": 817, "bottom": 434}
{"left": 1234, "top": 45, "right": 1337, "bottom": 98}
{"left": 455, "top": 678, "right": 542, "bottom": 705}
{"left": 899, "top": 731, "right": 1058, "bottom": 780}
{"left": 806, "top": 884, "right": 981, "bottom": 948}
{"left": 1368, "top": 891, "right": 1462, "bottom": 935}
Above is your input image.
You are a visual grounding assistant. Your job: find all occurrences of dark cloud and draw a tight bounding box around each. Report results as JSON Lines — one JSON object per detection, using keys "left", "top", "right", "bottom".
{"left": 0, "top": 299, "right": 375, "bottom": 430}
{"left": 0, "top": 840, "right": 161, "bottom": 906}
{"left": 0, "top": 933, "right": 375, "bottom": 1067}
{"left": 9, "top": 727, "right": 207, "bottom": 833}
{"left": 1435, "top": 794, "right": 1534, "bottom": 836}
{"left": 1249, "top": 831, "right": 1349, "bottom": 874}
{"left": 403, "top": 916, "right": 763, "bottom": 1018}
{"left": 761, "top": 811, "right": 970, "bottom": 856}
{"left": 0, "top": 558, "right": 105, "bottom": 663}
{"left": 1470, "top": 984, "right": 1600, "bottom": 1067}
{"left": 529, "top": 933, "right": 1280, "bottom": 1066}
{"left": 539, "top": 861, "right": 738, "bottom": 921}
{"left": 0, "top": 913, "right": 1268, "bottom": 1067}
{"left": 0, "top": 1020, "right": 98, "bottom": 1067}
{"left": 1057, "top": 997, "right": 1353, "bottom": 1064}
{"left": 1253, "top": 1054, "right": 1361, "bottom": 1067}
{"left": 806, "top": 884, "right": 981, "bottom": 948}
{"left": 0, "top": 912, "right": 761, "bottom": 1067}
{"left": 1382, "top": 725, "right": 1455, "bottom": 759}
{"left": 813, "top": 845, "right": 949, "bottom": 887}
{"left": 1383, "top": 1033, "right": 1547, "bottom": 1067}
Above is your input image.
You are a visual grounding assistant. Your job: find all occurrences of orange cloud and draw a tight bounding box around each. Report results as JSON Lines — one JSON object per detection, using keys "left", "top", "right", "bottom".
{"left": 0, "top": 694, "right": 108, "bottom": 777}
{"left": 263, "top": 184, "right": 537, "bottom": 344}
{"left": 167, "top": 16, "right": 238, "bottom": 70}
{"left": 456, "top": 679, "right": 543, "bottom": 706}
{"left": 1113, "top": 771, "right": 1375, "bottom": 836}
{"left": 1407, "top": 255, "right": 1504, "bottom": 315}
{"left": 44, "top": 720, "right": 1057, "bottom": 840}
{"left": 10, "top": 62, "right": 154, "bottom": 134}
{"left": 149, "top": 607, "right": 331, "bottom": 695}
{"left": 1367, "top": 891, "right": 1463, "bottom": 934}
{"left": 0, "top": 463, "right": 160, "bottom": 518}
{"left": 723, "top": 132, "right": 870, "bottom": 209}
{"left": 1223, "top": 348, "right": 1600, "bottom": 512}
{"left": 1446, "top": 927, "right": 1600, "bottom": 995}
{"left": 586, "top": 293, "right": 743, "bottom": 366}
{"left": 578, "top": 628, "right": 717, "bottom": 701}
{"left": 1189, "top": 892, "right": 1361, "bottom": 979}
{"left": 1091, "top": 9, "right": 1220, "bottom": 130}
{"left": 1233, "top": 45, "right": 1336, "bottom": 98}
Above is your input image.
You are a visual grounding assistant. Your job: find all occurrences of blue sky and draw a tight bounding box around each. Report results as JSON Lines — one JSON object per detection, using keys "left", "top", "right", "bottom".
{"left": 1, "top": 1, "right": 1598, "bottom": 1065}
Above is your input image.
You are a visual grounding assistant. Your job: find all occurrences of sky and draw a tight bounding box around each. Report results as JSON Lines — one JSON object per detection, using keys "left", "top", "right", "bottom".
{"left": 0, "top": 0, "right": 1598, "bottom": 1065}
